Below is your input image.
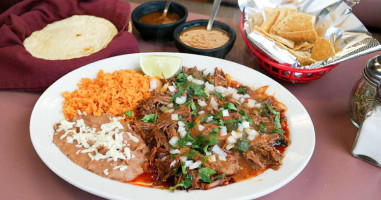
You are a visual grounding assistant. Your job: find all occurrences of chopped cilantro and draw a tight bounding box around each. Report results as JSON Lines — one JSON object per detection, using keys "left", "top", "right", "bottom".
{"left": 201, "top": 115, "right": 212, "bottom": 123}
{"left": 222, "top": 103, "right": 238, "bottom": 111}
{"left": 237, "top": 135, "right": 249, "bottom": 153}
{"left": 238, "top": 87, "right": 248, "bottom": 94}
{"left": 123, "top": 110, "right": 133, "bottom": 117}
{"left": 198, "top": 167, "right": 216, "bottom": 183}
{"left": 203, "top": 145, "right": 209, "bottom": 154}
{"left": 226, "top": 119, "right": 242, "bottom": 132}
{"left": 169, "top": 174, "right": 192, "bottom": 191}
{"left": 142, "top": 114, "right": 157, "bottom": 123}
{"left": 213, "top": 92, "right": 223, "bottom": 99}
{"left": 218, "top": 119, "right": 225, "bottom": 126}
{"left": 188, "top": 83, "right": 207, "bottom": 99}
{"left": 275, "top": 114, "right": 282, "bottom": 129}
{"left": 184, "top": 150, "right": 200, "bottom": 159}
{"left": 209, "top": 127, "right": 219, "bottom": 135}
{"left": 176, "top": 73, "right": 188, "bottom": 83}
{"left": 271, "top": 128, "right": 285, "bottom": 133}
{"left": 264, "top": 104, "right": 279, "bottom": 115}
{"left": 213, "top": 174, "right": 226, "bottom": 180}
{"left": 172, "top": 88, "right": 184, "bottom": 103}
{"left": 190, "top": 102, "right": 197, "bottom": 111}
{"left": 214, "top": 111, "right": 223, "bottom": 119}
{"left": 177, "top": 133, "right": 195, "bottom": 148}
{"left": 208, "top": 135, "right": 219, "bottom": 146}
{"left": 177, "top": 137, "right": 187, "bottom": 148}
{"left": 239, "top": 110, "right": 253, "bottom": 125}
{"left": 185, "top": 122, "right": 195, "bottom": 130}
{"left": 181, "top": 162, "right": 187, "bottom": 174}
{"left": 259, "top": 123, "right": 266, "bottom": 133}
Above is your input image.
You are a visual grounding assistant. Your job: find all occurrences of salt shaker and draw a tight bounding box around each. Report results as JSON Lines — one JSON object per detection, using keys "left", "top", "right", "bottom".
{"left": 349, "top": 55, "right": 381, "bottom": 128}
{"left": 352, "top": 82, "right": 381, "bottom": 167}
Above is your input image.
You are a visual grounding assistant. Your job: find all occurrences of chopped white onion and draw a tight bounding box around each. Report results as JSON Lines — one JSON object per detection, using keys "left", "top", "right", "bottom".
{"left": 175, "top": 96, "right": 187, "bottom": 105}
{"left": 198, "top": 124, "right": 205, "bottom": 131}
{"left": 185, "top": 160, "right": 193, "bottom": 167}
{"left": 198, "top": 99, "right": 207, "bottom": 107}
{"left": 187, "top": 75, "right": 194, "bottom": 81}
{"left": 170, "top": 149, "right": 181, "bottom": 154}
{"left": 168, "top": 86, "right": 176, "bottom": 92}
{"left": 226, "top": 144, "right": 235, "bottom": 150}
{"left": 189, "top": 161, "right": 202, "bottom": 169}
{"left": 210, "top": 97, "right": 219, "bottom": 110}
{"left": 212, "top": 145, "right": 227, "bottom": 159}
{"left": 227, "top": 136, "right": 237, "bottom": 144}
{"left": 180, "top": 156, "right": 187, "bottom": 162}
{"left": 192, "top": 79, "right": 205, "bottom": 85}
{"left": 247, "top": 99, "right": 256, "bottom": 108}
{"left": 220, "top": 126, "right": 227, "bottom": 136}
{"left": 222, "top": 110, "right": 229, "bottom": 117}
{"left": 170, "top": 160, "right": 177, "bottom": 167}
{"left": 242, "top": 121, "right": 250, "bottom": 128}
{"left": 171, "top": 114, "right": 179, "bottom": 121}
{"left": 169, "top": 136, "right": 179, "bottom": 146}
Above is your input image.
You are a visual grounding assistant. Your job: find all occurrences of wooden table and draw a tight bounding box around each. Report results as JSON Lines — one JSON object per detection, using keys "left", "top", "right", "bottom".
{"left": 0, "top": 2, "right": 380, "bottom": 200}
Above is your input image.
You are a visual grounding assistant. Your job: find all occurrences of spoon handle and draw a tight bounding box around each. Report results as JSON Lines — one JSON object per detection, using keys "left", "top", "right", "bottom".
{"left": 163, "top": 0, "right": 172, "bottom": 17}
{"left": 207, "top": 0, "right": 222, "bottom": 31}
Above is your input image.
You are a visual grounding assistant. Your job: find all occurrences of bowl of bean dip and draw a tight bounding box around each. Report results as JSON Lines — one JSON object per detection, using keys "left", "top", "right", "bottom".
{"left": 173, "top": 19, "right": 236, "bottom": 58}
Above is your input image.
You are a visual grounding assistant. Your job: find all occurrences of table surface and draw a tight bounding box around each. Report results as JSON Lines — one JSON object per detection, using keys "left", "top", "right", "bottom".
{"left": 1, "top": 2, "right": 381, "bottom": 200}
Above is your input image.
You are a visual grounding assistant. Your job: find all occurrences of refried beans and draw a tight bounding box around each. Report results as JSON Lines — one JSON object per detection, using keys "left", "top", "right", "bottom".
{"left": 179, "top": 26, "right": 230, "bottom": 49}
{"left": 53, "top": 114, "right": 149, "bottom": 182}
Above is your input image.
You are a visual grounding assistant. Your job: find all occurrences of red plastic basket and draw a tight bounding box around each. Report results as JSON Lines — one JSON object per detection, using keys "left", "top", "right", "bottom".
{"left": 239, "top": 14, "right": 339, "bottom": 83}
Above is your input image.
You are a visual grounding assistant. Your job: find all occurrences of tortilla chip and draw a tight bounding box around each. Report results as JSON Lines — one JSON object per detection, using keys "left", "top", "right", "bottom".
{"left": 254, "top": 26, "right": 295, "bottom": 48}
{"left": 288, "top": 49, "right": 316, "bottom": 66}
{"left": 270, "top": 8, "right": 297, "bottom": 34}
{"left": 271, "top": 12, "right": 315, "bottom": 34}
{"left": 261, "top": 8, "right": 280, "bottom": 32}
{"left": 311, "top": 37, "right": 335, "bottom": 61}
{"left": 276, "top": 29, "right": 318, "bottom": 42}
{"left": 293, "top": 42, "right": 314, "bottom": 51}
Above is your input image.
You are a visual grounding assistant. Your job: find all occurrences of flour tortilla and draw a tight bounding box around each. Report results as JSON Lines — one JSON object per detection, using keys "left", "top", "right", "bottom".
{"left": 23, "top": 15, "right": 118, "bottom": 60}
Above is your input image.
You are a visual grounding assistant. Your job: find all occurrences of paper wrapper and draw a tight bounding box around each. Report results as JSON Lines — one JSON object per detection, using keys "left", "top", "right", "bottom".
{"left": 238, "top": 0, "right": 381, "bottom": 69}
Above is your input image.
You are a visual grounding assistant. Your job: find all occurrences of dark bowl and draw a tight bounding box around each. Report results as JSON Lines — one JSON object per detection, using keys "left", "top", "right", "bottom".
{"left": 131, "top": 1, "right": 188, "bottom": 39}
{"left": 173, "top": 19, "right": 236, "bottom": 58}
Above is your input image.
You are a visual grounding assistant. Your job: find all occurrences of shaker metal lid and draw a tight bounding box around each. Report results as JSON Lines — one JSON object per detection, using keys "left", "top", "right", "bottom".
{"left": 364, "top": 55, "right": 381, "bottom": 85}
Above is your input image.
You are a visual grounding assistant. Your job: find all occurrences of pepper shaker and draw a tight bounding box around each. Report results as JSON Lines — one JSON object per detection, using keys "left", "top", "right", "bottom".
{"left": 349, "top": 55, "right": 381, "bottom": 128}
{"left": 352, "top": 82, "right": 381, "bottom": 167}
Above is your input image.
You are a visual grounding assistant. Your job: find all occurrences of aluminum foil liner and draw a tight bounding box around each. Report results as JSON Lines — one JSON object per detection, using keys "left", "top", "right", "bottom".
{"left": 238, "top": 0, "right": 381, "bottom": 69}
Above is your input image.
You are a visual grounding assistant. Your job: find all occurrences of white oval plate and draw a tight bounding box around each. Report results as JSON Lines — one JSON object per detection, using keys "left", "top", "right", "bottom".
{"left": 30, "top": 52, "right": 315, "bottom": 200}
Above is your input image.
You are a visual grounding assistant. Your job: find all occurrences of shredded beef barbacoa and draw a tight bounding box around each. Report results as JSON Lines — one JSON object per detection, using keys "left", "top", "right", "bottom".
{"left": 133, "top": 67, "right": 290, "bottom": 190}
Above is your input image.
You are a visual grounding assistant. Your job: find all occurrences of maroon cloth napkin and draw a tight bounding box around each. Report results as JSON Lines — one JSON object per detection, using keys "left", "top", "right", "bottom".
{"left": 0, "top": 0, "right": 139, "bottom": 92}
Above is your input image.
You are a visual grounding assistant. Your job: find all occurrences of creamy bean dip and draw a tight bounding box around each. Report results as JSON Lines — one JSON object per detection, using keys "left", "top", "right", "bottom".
{"left": 179, "top": 26, "right": 230, "bottom": 49}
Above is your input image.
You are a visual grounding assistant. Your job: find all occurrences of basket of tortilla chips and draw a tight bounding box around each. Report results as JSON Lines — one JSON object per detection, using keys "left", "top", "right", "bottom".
{"left": 239, "top": 0, "right": 381, "bottom": 83}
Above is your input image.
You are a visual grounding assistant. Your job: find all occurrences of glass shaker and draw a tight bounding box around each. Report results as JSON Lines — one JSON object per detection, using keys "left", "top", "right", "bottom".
{"left": 352, "top": 82, "right": 381, "bottom": 167}
{"left": 349, "top": 55, "right": 381, "bottom": 128}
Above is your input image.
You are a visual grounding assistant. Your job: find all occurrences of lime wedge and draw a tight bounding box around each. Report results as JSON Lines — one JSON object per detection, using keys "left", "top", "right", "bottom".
{"left": 139, "top": 55, "right": 182, "bottom": 79}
